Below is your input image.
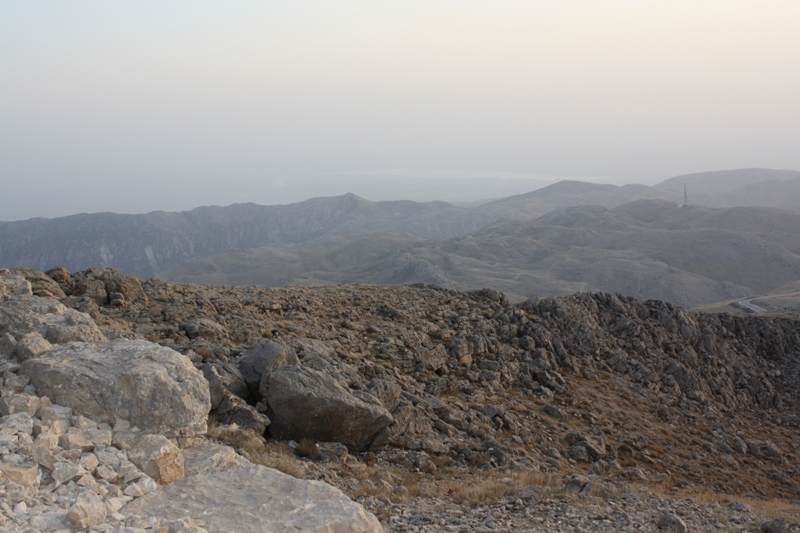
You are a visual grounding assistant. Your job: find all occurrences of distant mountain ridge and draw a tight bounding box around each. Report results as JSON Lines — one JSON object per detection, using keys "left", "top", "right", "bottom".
{"left": 2, "top": 168, "right": 800, "bottom": 308}
{"left": 164, "top": 200, "right": 800, "bottom": 308}
{"left": 0, "top": 194, "right": 491, "bottom": 278}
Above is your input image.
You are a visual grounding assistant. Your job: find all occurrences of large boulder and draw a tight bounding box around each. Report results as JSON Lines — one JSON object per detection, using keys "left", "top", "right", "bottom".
{"left": 239, "top": 338, "right": 299, "bottom": 396}
{"left": 0, "top": 295, "right": 106, "bottom": 345}
{"left": 180, "top": 318, "right": 229, "bottom": 342}
{"left": 264, "top": 366, "right": 393, "bottom": 452}
{"left": 122, "top": 464, "right": 384, "bottom": 533}
{"left": 20, "top": 339, "right": 210, "bottom": 437}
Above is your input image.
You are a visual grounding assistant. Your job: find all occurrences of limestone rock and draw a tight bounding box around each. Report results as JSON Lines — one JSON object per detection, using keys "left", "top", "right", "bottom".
{"left": 762, "top": 517, "right": 788, "bottom": 533}
{"left": 202, "top": 362, "right": 250, "bottom": 408}
{"left": 239, "top": 338, "right": 298, "bottom": 395}
{"left": 8, "top": 267, "right": 67, "bottom": 299}
{"left": 1, "top": 392, "right": 40, "bottom": 416}
{"left": 264, "top": 366, "right": 393, "bottom": 452}
{"left": 14, "top": 331, "right": 53, "bottom": 362}
{"left": 127, "top": 433, "right": 185, "bottom": 484}
{"left": 68, "top": 267, "right": 148, "bottom": 306}
{"left": 0, "top": 274, "right": 33, "bottom": 301}
{"left": 0, "top": 331, "right": 17, "bottom": 355}
{"left": 0, "top": 295, "right": 106, "bottom": 344}
{"left": 20, "top": 339, "right": 210, "bottom": 437}
{"left": 67, "top": 490, "right": 107, "bottom": 530}
{"left": 45, "top": 265, "right": 72, "bottom": 290}
{"left": 0, "top": 462, "right": 40, "bottom": 487}
{"left": 180, "top": 318, "right": 228, "bottom": 342}
{"left": 182, "top": 441, "right": 251, "bottom": 476}
{"left": 123, "top": 464, "right": 384, "bottom": 533}
{"left": 203, "top": 363, "right": 270, "bottom": 433}
{"left": 214, "top": 392, "right": 270, "bottom": 435}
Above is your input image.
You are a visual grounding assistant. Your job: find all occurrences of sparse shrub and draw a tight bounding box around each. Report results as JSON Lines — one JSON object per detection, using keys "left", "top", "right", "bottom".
{"left": 297, "top": 438, "right": 318, "bottom": 458}
{"left": 207, "top": 422, "right": 307, "bottom": 479}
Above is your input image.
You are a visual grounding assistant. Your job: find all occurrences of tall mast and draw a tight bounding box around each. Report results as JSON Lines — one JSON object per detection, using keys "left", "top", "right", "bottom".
{"left": 683, "top": 182, "right": 688, "bottom": 206}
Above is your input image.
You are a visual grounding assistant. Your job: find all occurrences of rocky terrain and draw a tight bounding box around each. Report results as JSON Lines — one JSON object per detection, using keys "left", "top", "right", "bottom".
{"left": 2, "top": 266, "right": 799, "bottom": 531}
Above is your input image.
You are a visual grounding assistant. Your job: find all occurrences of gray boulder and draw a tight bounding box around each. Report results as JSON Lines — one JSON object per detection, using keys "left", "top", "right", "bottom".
{"left": 122, "top": 464, "right": 383, "bottom": 533}
{"left": 239, "top": 339, "right": 299, "bottom": 396}
{"left": 264, "top": 366, "right": 393, "bottom": 452}
{"left": 0, "top": 295, "right": 106, "bottom": 345}
{"left": 20, "top": 339, "right": 210, "bottom": 437}
{"left": 203, "top": 363, "right": 270, "bottom": 434}
{"left": 180, "top": 318, "right": 228, "bottom": 342}
{"left": 127, "top": 433, "right": 185, "bottom": 485}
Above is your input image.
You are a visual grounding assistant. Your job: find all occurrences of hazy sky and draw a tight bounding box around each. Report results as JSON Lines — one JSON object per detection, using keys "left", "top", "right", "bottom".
{"left": 2, "top": 1, "right": 799, "bottom": 220}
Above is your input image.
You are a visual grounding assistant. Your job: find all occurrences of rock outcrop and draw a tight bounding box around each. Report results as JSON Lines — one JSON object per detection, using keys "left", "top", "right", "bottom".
{"left": 19, "top": 340, "right": 211, "bottom": 438}
{"left": 0, "top": 270, "right": 385, "bottom": 532}
{"left": 0, "top": 295, "right": 106, "bottom": 345}
{"left": 123, "top": 465, "right": 384, "bottom": 533}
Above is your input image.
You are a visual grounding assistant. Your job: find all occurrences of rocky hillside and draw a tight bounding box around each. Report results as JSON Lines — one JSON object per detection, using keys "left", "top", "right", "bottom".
{"left": 165, "top": 200, "right": 800, "bottom": 308}
{"left": 4, "top": 267, "right": 798, "bottom": 531}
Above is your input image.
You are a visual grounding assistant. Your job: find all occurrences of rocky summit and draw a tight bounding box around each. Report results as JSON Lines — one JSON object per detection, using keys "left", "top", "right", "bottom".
{"left": 1, "top": 267, "right": 800, "bottom": 532}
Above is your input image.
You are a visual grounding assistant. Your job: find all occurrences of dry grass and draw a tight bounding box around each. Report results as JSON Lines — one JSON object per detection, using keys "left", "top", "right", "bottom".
{"left": 206, "top": 422, "right": 307, "bottom": 479}
{"left": 655, "top": 486, "right": 800, "bottom": 521}
{"left": 297, "top": 438, "right": 318, "bottom": 458}
{"left": 435, "top": 470, "right": 555, "bottom": 506}
{"left": 352, "top": 467, "right": 557, "bottom": 506}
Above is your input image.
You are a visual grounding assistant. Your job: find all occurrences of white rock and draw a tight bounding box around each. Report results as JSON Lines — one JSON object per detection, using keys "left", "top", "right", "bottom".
{"left": 14, "top": 332, "right": 54, "bottom": 362}
{"left": 66, "top": 490, "right": 107, "bottom": 529}
{"left": 0, "top": 462, "right": 41, "bottom": 487}
{"left": 123, "top": 465, "right": 384, "bottom": 532}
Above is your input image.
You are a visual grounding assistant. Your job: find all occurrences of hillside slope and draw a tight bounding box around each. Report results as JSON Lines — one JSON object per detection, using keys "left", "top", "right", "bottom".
{"left": 165, "top": 201, "right": 800, "bottom": 308}
{"left": 29, "top": 267, "right": 800, "bottom": 530}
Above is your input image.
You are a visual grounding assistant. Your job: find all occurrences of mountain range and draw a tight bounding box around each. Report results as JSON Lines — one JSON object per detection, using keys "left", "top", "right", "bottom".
{"left": 2, "top": 168, "right": 799, "bottom": 309}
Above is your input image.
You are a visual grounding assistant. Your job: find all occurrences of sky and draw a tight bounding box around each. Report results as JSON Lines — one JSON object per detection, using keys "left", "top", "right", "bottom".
{"left": 2, "top": 1, "right": 799, "bottom": 220}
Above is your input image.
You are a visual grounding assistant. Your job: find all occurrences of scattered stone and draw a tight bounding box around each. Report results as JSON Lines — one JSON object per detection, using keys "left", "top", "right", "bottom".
{"left": 127, "top": 433, "right": 185, "bottom": 485}
{"left": 66, "top": 490, "right": 108, "bottom": 529}
{"left": 13, "top": 332, "right": 53, "bottom": 362}
{"left": 762, "top": 517, "right": 788, "bottom": 533}
{"left": 658, "top": 510, "right": 688, "bottom": 532}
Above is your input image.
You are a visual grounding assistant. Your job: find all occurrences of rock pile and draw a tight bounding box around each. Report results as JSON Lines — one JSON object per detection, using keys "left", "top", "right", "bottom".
{"left": 0, "top": 271, "right": 383, "bottom": 532}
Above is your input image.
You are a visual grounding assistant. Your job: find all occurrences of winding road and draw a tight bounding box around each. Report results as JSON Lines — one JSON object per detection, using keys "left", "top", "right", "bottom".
{"left": 737, "top": 290, "right": 800, "bottom": 313}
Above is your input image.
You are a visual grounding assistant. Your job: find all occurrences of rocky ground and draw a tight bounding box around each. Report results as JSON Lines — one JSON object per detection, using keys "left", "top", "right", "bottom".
{"left": 2, "top": 266, "right": 800, "bottom": 532}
